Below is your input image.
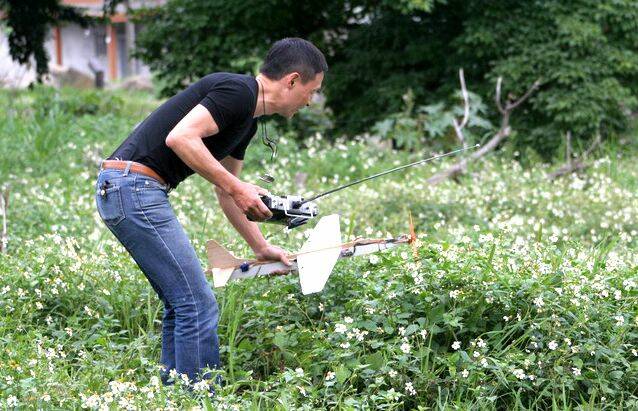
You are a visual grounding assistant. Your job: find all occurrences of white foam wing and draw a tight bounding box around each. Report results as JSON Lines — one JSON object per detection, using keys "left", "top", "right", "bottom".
{"left": 297, "top": 214, "right": 341, "bottom": 295}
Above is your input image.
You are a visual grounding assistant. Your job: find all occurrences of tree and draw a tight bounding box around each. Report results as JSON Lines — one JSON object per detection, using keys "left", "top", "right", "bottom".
{"left": 0, "top": 0, "right": 88, "bottom": 81}
{"left": 134, "top": 0, "right": 638, "bottom": 157}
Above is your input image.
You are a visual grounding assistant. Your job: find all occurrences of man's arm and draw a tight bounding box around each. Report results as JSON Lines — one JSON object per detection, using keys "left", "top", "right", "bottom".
{"left": 165, "top": 104, "right": 272, "bottom": 221}
{"left": 216, "top": 157, "right": 290, "bottom": 265}
{"left": 215, "top": 157, "right": 268, "bottom": 252}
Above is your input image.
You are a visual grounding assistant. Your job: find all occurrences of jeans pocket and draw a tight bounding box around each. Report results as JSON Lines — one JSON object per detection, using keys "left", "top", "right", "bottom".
{"left": 137, "top": 186, "right": 169, "bottom": 209}
{"left": 96, "top": 186, "right": 126, "bottom": 227}
{"left": 138, "top": 177, "right": 168, "bottom": 191}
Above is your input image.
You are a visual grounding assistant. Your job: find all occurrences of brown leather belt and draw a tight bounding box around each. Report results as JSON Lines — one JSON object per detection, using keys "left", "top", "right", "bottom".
{"left": 101, "top": 160, "right": 167, "bottom": 186}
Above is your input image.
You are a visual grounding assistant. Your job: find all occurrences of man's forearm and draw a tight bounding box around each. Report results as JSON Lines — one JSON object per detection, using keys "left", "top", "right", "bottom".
{"left": 216, "top": 191, "right": 268, "bottom": 253}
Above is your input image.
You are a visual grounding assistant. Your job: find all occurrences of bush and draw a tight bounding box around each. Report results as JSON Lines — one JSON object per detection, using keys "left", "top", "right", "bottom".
{"left": 135, "top": 0, "right": 638, "bottom": 158}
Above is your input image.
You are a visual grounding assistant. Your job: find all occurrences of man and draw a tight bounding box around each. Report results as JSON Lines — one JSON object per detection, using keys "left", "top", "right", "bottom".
{"left": 94, "top": 38, "right": 327, "bottom": 385}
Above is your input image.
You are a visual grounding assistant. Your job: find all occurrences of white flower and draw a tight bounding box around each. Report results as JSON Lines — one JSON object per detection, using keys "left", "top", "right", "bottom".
{"left": 193, "top": 380, "right": 210, "bottom": 391}
{"left": 340, "top": 342, "right": 350, "bottom": 349}
{"left": 461, "top": 369, "right": 469, "bottom": 378}
{"left": 477, "top": 338, "right": 486, "bottom": 348}
{"left": 420, "top": 330, "right": 428, "bottom": 338}
{"left": 325, "top": 371, "right": 335, "bottom": 381}
{"left": 335, "top": 324, "right": 347, "bottom": 334}
{"left": 81, "top": 394, "right": 100, "bottom": 408}
{"left": 572, "top": 367, "right": 581, "bottom": 376}
{"left": 295, "top": 367, "right": 304, "bottom": 377}
{"left": 400, "top": 342, "right": 411, "bottom": 354}
{"left": 388, "top": 369, "right": 398, "bottom": 378}
{"left": 6, "top": 396, "right": 18, "bottom": 407}
{"left": 472, "top": 351, "right": 480, "bottom": 358}
{"left": 405, "top": 381, "right": 416, "bottom": 395}
{"left": 369, "top": 255, "right": 380, "bottom": 265}
{"left": 533, "top": 296, "right": 544, "bottom": 308}
{"left": 548, "top": 340, "right": 558, "bottom": 350}
{"left": 614, "top": 315, "right": 624, "bottom": 326}
{"left": 513, "top": 368, "right": 526, "bottom": 380}
{"left": 344, "top": 317, "right": 354, "bottom": 324}
{"left": 449, "top": 289, "right": 460, "bottom": 299}
{"left": 452, "top": 341, "right": 461, "bottom": 350}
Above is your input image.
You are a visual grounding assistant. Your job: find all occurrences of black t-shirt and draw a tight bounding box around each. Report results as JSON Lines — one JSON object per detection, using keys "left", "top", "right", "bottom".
{"left": 109, "top": 73, "right": 258, "bottom": 188}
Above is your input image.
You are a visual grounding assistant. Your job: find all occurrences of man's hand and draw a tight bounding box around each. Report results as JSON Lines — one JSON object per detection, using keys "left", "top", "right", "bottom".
{"left": 229, "top": 181, "right": 273, "bottom": 221}
{"left": 255, "top": 244, "right": 292, "bottom": 274}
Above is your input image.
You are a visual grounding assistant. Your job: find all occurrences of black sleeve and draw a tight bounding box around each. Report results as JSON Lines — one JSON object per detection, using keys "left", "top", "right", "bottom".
{"left": 199, "top": 81, "right": 252, "bottom": 132}
{"left": 229, "top": 122, "right": 258, "bottom": 160}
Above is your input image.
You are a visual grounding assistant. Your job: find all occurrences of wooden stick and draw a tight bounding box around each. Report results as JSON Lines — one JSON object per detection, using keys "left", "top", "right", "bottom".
{"left": 0, "top": 189, "right": 9, "bottom": 254}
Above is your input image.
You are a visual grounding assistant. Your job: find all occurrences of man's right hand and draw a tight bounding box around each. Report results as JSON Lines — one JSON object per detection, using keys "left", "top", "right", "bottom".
{"left": 229, "top": 181, "right": 273, "bottom": 221}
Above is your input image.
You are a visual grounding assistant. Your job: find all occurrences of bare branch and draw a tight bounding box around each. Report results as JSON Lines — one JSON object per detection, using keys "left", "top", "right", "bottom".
{"left": 507, "top": 79, "right": 541, "bottom": 110}
{"left": 428, "top": 76, "right": 537, "bottom": 186}
{"left": 451, "top": 68, "right": 471, "bottom": 148}
{"left": 0, "top": 189, "right": 9, "bottom": 254}
{"left": 495, "top": 77, "right": 505, "bottom": 114}
{"left": 548, "top": 133, "right": 602, "bottom": 180}
{"left": 583, "top": 133, "right": 602, "bottom": 158}
{"left": 566, "top": 131, "right": 572, "bottom": 165}
{"left": 458, "top": 69, "right": 470, "bottom": 130}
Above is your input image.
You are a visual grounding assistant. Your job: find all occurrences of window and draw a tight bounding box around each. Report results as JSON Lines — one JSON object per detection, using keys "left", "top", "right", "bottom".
{"left": 94, "top": 25, "right": 107, "bottom": 57}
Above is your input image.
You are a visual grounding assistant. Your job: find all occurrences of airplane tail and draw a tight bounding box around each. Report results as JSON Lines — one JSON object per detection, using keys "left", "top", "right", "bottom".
{"left": 205, "top": 240, "right": 247, "bottom": 288}
{"left": 206, "top": 240, "right": 246, "bottom": 269}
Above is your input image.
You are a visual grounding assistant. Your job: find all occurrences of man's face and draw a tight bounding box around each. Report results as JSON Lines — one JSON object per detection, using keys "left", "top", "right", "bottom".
{"left": 282, "top": 72, "right": 324, "bottom": 118}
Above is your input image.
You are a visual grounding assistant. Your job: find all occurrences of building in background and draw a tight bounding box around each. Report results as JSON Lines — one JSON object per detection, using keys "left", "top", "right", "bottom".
{"left": 0, "top": 0, "right": 163, "bottom": 87}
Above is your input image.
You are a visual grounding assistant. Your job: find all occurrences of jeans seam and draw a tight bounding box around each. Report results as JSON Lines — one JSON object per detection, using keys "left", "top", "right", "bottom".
{"left": 133, "top": 177, "right": 202, "bottom": 376}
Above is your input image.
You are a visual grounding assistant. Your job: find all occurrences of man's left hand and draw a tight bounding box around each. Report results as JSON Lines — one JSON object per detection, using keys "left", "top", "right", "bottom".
{"left": 255, "top": 244, "right": 292, "bottom": 274}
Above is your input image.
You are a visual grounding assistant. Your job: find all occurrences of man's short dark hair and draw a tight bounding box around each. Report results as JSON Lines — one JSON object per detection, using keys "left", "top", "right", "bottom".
{"left": 260, "top": 38, "right": 328, "bottom": 83}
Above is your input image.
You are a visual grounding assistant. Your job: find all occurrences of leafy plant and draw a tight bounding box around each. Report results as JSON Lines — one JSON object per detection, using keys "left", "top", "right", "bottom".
{"left": 372, "top": 88, "right": 493, "bottom": 150}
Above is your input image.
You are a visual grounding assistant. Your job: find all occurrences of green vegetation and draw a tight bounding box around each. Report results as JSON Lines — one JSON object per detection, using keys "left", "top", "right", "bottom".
{"left": 134, "top": 0, "right": 638, "bottom": 156}
{"left": 0, "top": 88, "right": 636, "bottom": 409}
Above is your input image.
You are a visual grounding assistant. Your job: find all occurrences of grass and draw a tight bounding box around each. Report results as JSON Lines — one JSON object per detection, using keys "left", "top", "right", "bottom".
{"left": 0, "top": 86, "right": 636, "bottom": 409}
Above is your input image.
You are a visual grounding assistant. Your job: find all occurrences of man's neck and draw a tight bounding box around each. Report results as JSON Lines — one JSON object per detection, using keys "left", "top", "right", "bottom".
{"left": 254, "top": 74, "right": 281, "bottom": 117}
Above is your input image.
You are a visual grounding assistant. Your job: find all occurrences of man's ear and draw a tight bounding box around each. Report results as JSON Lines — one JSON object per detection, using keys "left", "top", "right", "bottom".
{"left": 288, "top": 72, "right": 300, "bottom": 87}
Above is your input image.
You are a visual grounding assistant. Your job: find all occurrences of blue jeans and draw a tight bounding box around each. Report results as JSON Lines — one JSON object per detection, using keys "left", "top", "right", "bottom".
{"left": 95, "top": 165, "right": 220, "bottom": 385}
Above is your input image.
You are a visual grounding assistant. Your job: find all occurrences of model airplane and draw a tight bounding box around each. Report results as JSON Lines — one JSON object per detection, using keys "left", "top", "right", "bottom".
{"left": 205, "top": 214, "right": 417, "bottom": 294}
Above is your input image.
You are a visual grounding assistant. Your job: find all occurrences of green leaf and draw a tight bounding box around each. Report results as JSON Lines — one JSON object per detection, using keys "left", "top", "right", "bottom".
{"left": 273, "top": 332, "right": 287, "bottom": 349}
{"left": 336, "top": 366, "right": 351, "bottom": 384}
{"left": 365, "top": 352, "right": 385, "bottom": 370}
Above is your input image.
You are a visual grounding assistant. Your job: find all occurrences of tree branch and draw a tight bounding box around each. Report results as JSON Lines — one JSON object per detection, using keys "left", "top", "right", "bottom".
{"left": 452, "top": 68, "right": 470, "bottom": 147}
{"left": 548, "top": 133, "right": 602, "bottom": 180}
{"left": 427, "top": 78, "right": 540, "bottom": 185}
{"left": 0, "top": 188, "right": 9, "bottom": 254}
